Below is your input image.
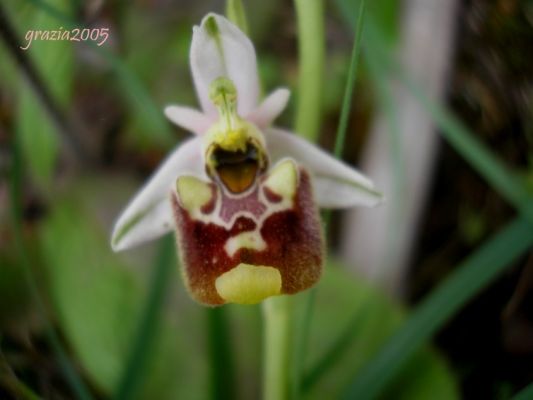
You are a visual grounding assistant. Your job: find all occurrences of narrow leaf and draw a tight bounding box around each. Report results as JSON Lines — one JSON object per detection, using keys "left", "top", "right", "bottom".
{"left": 16, "top": 0, "right": 73, "bottom": 188}
{"left": 513, "top": 382, "right": 533, "bottom": 400}
{"left": 343, "top": 217, "right": 533, "bottom": 400}
{"left": 303, "top": 2, "right": 369, "bottom": 390}
{"left": 333, "top": 0, "right": 366, "bottom": 159}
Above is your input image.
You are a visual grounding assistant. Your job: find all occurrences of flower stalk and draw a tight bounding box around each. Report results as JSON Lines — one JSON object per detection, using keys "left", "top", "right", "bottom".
{"left": 262, "top": 296, "right": 293, "bottom": 400}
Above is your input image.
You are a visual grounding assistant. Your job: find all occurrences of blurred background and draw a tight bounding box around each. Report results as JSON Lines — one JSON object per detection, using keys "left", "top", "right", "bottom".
{"left": 0, "top": 0, "right": 532, "bottom": 399}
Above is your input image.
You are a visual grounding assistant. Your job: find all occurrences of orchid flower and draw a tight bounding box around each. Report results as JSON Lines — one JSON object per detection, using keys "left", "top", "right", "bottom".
{"left": 111, "top": 13, "right": 382, "bottom": 306}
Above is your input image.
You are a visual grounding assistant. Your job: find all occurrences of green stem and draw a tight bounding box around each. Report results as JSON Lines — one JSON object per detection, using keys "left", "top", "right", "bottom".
{"left": 207, "top": 307, "right": 236, "bottom": 400}
{"left": 262, "top": 296, "right": 293, "bottom": 400}
{"left": 291, "top": 289, "right": 316, "bottom": 400}
{"left": 294, "top": 0, "right": 325, "bottom": 141}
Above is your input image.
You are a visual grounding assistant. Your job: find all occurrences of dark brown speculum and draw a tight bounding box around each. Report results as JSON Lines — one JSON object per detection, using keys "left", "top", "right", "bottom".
{"left": 212, "top": 143, "right": 261, "bottom": 194}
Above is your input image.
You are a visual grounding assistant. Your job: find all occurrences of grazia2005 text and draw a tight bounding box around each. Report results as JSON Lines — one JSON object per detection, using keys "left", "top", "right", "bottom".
{"left": 20, "top": 27, "right": 109, "bottom": 50}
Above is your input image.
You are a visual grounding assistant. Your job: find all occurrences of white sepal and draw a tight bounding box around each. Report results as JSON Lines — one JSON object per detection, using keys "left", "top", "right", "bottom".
{"left": 111, "top": 137, "right": 204, "bottom": 251}
{"left": 266, "top": 128, "right": 383, "bottom": 209}
{"left": 190, "top": 13, "right": 260, "bottom": 118}
{"left": 164, "top": 105, "right": 212, "bottom": 135}
{"left": 247, "top": 88, "right": 290, "bottom": 129}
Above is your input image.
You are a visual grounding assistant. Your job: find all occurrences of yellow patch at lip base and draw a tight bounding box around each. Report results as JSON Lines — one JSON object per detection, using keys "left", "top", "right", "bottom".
{"left": 176, "top": 176, "right": 212, "bottom": 213}
{"left": 263, "top": 159, "right": 298, "bottom": 200}
{"left": 215, "top": 264, "right": 281, "bottom": 304}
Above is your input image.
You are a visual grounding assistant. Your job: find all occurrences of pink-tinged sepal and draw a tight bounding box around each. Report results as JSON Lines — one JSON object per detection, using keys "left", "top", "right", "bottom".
{"left": 171, "top": 159, "right": 323, "bottom": 306}
{"left": 266, "top": 128, "right": 384, "bottom": 208}
{"left": 110, "top": 137, "right": 204, "bottom": 252}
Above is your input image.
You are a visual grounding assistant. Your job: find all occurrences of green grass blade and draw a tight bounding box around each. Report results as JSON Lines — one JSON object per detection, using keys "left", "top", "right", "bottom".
{"left": 113, "top": 235, "right": 174, "bottom": 400}
{"left": 336, "top": 0, "right": 533, "bottom": 223}
{"left": 333, "top": 0, "right": 366, "bottom": 159}
{"left": 513, "top": 382, "right": 533, "bottom": 400}
{"left": 207, "top": 307, "right": 237, "bottom": 400}
{"left": 290, "top": 1, "right": 326, "bottom": 398}
{"left": 343, "top": 217, "right": 533, "bottom": 400}
{"left": 329, "top": 4, "right": 533, "bottom": 399}
{"left": 303, "top": 2, "right": 370, "bottom": 388}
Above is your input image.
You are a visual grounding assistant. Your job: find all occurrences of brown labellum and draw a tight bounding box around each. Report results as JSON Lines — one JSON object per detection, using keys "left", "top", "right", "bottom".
{"left": 171, "top": 160, "right": 324, "bottom": 305}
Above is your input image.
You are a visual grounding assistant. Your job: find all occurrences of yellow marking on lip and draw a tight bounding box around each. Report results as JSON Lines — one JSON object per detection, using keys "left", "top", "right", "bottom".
{"left": 176, "top": 176, "right": 212, "bottom": 213}
{"left": 224, "top": 231, "right": 266, "bottom": 257}
{"left": 263, "top": 159, "right": 298, "bottom": 200}
{"left": 215, "top": 263, "right": 281, "bottom": 304}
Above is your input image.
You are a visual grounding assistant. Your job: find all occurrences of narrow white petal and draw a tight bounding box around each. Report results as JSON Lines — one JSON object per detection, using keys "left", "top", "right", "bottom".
{"left": 111, "top": 137, "right": 204, "bottom": 251}
{"left": 164, "top": 105, "right": 213, "bottom": 135}
{"left": 190, "top": 13, "right": 260, "bottom": 117}
{"left": 247, "top": 88, "right": 290, "bottom": 129}
{"left": 313, "top": 177, "right": 381, "bottom": 208}
{"left": 266, "top": 128, "right": 383, "bottom": 208}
